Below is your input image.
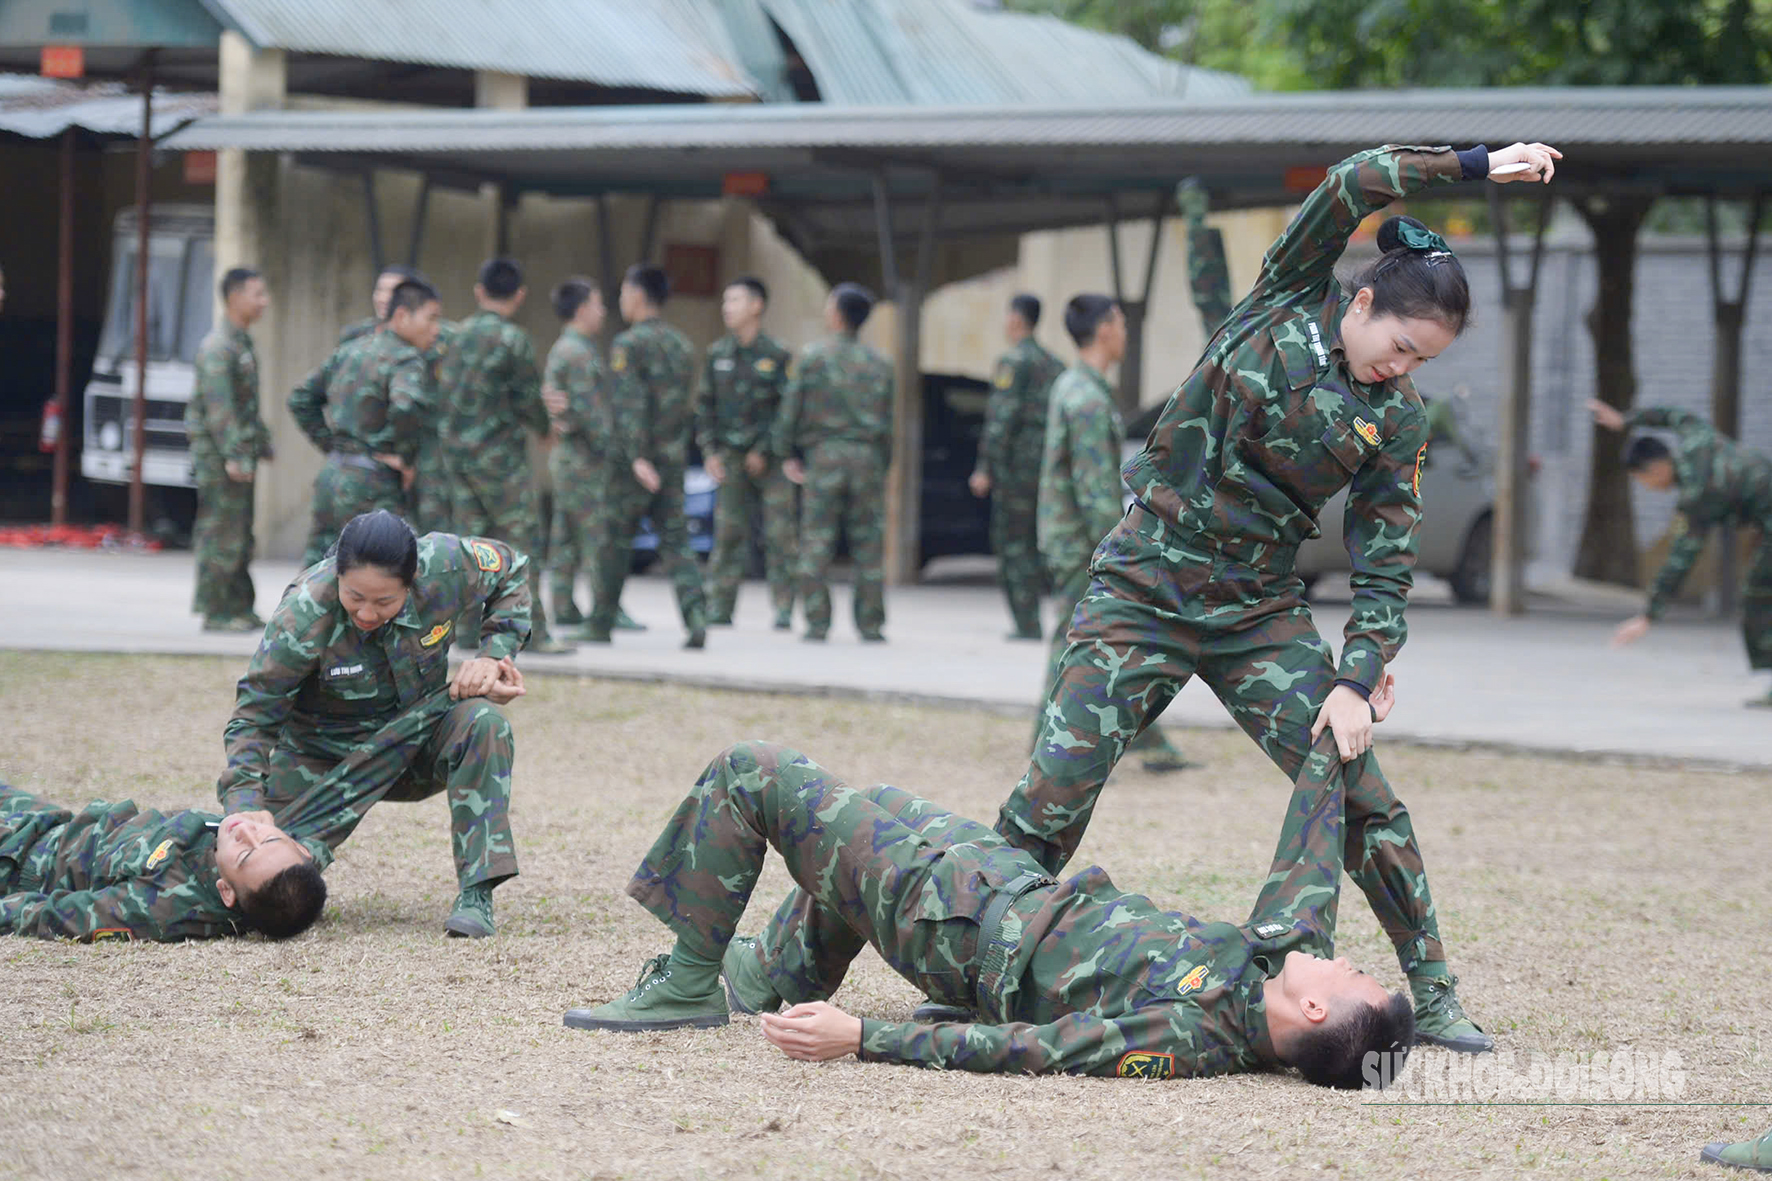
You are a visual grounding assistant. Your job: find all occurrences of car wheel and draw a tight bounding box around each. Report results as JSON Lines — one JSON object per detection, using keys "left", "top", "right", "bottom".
{"left": 1448, "top": 513, "right": 1493, "bottom": 605}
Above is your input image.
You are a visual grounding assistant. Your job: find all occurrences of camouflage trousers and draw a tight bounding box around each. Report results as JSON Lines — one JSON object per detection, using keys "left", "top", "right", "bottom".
{"left": 1036, "top": 561, "right": 1185, "bottom": 763}
{"left": 546, "top": 443, "right": 609, "bottom": 619}
{"left": 1743, "top": 531, "right": 1772, "bottom": 671}
{"left": 264, "top": 696, "right": 519, "bottom": 890}
{"left": 0, "top": 786, "right": 74, "bottom": 891}
{"left": 190, "top": 445, "right": 257, "bottom": 620}
{"left": 301, "top": 456, "right": 407, "bottom": 569}
{"left": 707, "top": 448, "right": 798, "bottom": 622}
{"left": 1002, "top": 505, "right": 1445, "bottom": 975}
{"left": 799, "top": 441, "right": 887, "bottom": 636}
{"left": 589, "top": 459, "right": 707, "bottom": 636}
{"left": 408, "top": 431, "right": 452, "bottom": 536}
{"left": 627, "top": 740, "right": 1031, "bottom": 1009}
{"left": 451, "top": 466, "right": 554, "bottom": 647}
{"left": 992, "top": 475, "right": 1045, "bottom": 637}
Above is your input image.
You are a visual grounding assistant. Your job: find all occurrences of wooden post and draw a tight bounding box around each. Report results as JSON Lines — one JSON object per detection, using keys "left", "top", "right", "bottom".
{"left": 51, "top": 126, "right": 74, "bottom": 526}
{"left": 127, "top": 51, "right": 155, "bottom": 537}
{"left": 1704, "top": 192, "right": 1763, "bottom": 615}
{"left": 1486, "top": 187, "right": 1551, "bottom": 616}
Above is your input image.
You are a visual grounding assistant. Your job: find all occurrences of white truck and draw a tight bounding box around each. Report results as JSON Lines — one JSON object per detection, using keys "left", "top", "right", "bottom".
{"left": 80, "top": 204, "right": 215, "bottom": 492}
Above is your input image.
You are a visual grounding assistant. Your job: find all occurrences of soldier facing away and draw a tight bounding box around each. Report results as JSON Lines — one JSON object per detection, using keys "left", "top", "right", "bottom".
{"left": 217, "top": 511, "right": 531, "bottom": 938}
{"left": 187, "top": 266, "right": 274, "bottom": 632}
{"left": 970, "top": 293, "right": 1065, "bottom": 640}
{"left": 1, "top": 784, "right": 325, "bottom": 943}
{"left": 773, "top": 283, "right": 895, "bottom": 642}
{"left": 563, "top": 676, "right": 1413, "bottom": 1089}
{"left": 1033, "top": 294, "right": 1195, "bottom": 774}
{"left": 697, "top": 275, "right": 798, "bottom": 630}
{"left": 435, "top": 257, "right": 567, "bottom": 654}
{"left": 583, "top": 263, "right": 709, "bottom": 649}
{"left": 1590, "top": 399, "right": 1772, "bottom": 706}
{"left": 289, "top": 279, "right": 442, "bottom": 568}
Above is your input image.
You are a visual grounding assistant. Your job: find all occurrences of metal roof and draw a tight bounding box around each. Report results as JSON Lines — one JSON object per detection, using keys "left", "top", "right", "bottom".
{"left": 199, "top": 0, "right": 759, "bottom": 96}
{"left": 754, "top": 0, "right": 1247, "bottom": 105}
{"left": 0, "top": 73, "right": 214, "bottom": 139}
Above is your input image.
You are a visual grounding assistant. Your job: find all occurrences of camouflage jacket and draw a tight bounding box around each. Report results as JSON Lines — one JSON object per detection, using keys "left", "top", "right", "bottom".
{"left": 215, "top": 533, "right": 531, "bottom": 815}
{"left": 185, "top": 323, "right": 272, "bottom": 472}
{"left": 771, "top": 333, "right": 895, "bottom": 466}
{"left": 0, "top": 787, "right": 238, "bottom": 942}
{"left": 435, "top": 310, "right": 548, "bottom": 473}
{"left": 1628, "top": 406, "right": 1772, "bottom": 619}
{"left": 695, "top": 331, "right": 792, "bottom": 455}
{"left": 977, "top": 337, "right": 1064, "bottom": 484}
{"left": 1125, "top": 146, "right": 1484, "bottom": 692}
{"left": 858, "top": 738, "right": 1350, "bottom": 1077}
{"left": 1038, "top": 362, "right": 1126, "bottom": 579}
{"left": 544, "top": 326, "right": 609, "bottom": 459}
{"left": 288, "top": 330, "right": 431, "bottom": 464}
{"left": 1178, "top": 177, "right": 1234, "bottom": 343}
{"left": 338, "top": 316, "right": 378, "bottom": 346}
{"left": 608, "top": 317, "right": 696, "bottom": 469}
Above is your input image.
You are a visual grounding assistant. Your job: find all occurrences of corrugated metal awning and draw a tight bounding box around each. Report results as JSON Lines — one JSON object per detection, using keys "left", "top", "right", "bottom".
{"left": 0, "top": 74, "right": 215, "bottom": 140}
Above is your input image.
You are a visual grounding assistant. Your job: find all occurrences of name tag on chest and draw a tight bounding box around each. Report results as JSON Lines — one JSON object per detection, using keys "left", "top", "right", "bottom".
{"left": 326, "top": 663, "right": 367, "bottom": 679}
{"left": 714, "top": 359, "right": 736, "bottom": 372}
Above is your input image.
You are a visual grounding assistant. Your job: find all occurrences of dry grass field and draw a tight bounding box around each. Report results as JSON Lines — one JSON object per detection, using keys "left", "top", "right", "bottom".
{"left": 1, "top": 651, "right": 1768, "bottom": 1180}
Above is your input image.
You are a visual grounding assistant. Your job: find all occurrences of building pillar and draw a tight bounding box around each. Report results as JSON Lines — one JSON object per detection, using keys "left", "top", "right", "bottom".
{"left": 475, "top": 72, "right": 527, "bottom": 257}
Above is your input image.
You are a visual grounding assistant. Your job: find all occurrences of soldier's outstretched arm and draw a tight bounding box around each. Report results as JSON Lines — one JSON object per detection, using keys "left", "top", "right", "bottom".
{"left": 217, "top": 587, "right": 331, "bottom": 815}
{"left": 1, "top": 879, "right": 231, "bottom": 943}
{"left": 1176, "top": 177, "right": 1234, "bottom": 338}
{"left": 1338, "top": 409, "right": 1429, "bottom": 697}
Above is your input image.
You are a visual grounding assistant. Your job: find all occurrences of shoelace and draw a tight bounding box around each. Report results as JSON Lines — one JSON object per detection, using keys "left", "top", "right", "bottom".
{"left": 633, "top": 954, "right": 674, "bottom": 995}
{"left": 1418, "top": 974, "right": 1469, "bottom": 1022}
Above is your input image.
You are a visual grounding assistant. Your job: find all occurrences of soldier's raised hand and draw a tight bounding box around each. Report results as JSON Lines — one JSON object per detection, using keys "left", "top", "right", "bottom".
{"left": 1587, "top": 399, "right": 1626, "bottom": 432}
{"left": 704, "top": 452, "right": 726, "bottom": 484}
{"left": 1488, "top": 142, "right": 1561, "bottom": 184}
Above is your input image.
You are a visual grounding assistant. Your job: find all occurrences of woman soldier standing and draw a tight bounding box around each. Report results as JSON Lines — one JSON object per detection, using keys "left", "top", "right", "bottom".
{"left": 216, "top": 510, "right": 531, "bottom": 938}
{"left": 992, "top": 141, "right": 1561, "bottom": 1053}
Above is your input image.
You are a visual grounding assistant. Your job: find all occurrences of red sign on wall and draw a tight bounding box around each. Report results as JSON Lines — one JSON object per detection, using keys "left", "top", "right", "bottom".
{"left": 40, "top": 45, "right": 84, "bottom": 79}
{"left": 183, "top": 151, "right": 218, "bottom": 185}
{"left": 664, "top": 243, "right": 721, "bottom": 299}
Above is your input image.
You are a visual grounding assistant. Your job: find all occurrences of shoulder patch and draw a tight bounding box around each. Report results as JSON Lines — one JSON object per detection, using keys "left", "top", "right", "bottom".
{"left": 1670, "top": 512, "right": 1689, "bottom": 537}
{"left": 993, "top": 364, "right": 1015, "bottom": 390}
{"left": 469, "top": 540, "right": 504, "bottom": 573}
{"left": 419, "top": 622, "right": 453, "bottom": 648}
{"left": 1353, "top": 417, "right": 1382, "bottom": 447}
{"left": 756, "top": 357, "right": 777, "bottom": 374}
{"left": 1117, "top": 1051, "right": 1176, "bottom": 1080}
{"left": 1413, "top": 443, "right": 1428, "bottom": 497}
{"left": 1175, "top": 964, "right": 1210, "bottom": 997}
{"left": 611, "top": 346, "right": 627, "bottom": 373}
{"left": 145, "top": 838, "right": 175, "bottom": 872}
{"left": 90, "top": 928, "right": 134, "bottom": 944}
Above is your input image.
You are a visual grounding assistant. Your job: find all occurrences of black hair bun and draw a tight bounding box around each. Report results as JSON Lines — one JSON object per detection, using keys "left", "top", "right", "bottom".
{"left": 1376, "top": 215, "right": 1431, "bottom": 254}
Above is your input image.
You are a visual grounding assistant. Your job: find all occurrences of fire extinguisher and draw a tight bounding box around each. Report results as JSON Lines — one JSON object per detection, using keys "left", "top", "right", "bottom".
{"left": 39, "top": 399, "right": 62, "bottom": 454}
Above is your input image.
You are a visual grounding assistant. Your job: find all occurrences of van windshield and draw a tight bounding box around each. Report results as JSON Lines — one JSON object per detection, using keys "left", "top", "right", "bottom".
{"left": 96, "top": 236, "right": 212, "bottom": 366}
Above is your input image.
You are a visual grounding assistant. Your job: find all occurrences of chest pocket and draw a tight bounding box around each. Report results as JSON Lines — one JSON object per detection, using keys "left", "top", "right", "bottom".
{"left": 309, "top": 658, "right": 384, "bottom": 716}
{"left": 1242, "top": 371, "right": 1377, "bottom": 515}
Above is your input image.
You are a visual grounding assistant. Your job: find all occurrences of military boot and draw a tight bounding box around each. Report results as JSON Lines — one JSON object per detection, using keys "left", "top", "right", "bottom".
{"left": 552, "top": 586, "right": 585, "bottom": 627}
{"left": 614, "top": 607, "right": 647, "bottom": 632}
{"left": 564, "top": 954, "right": 729, "bottom": 1032}
{"left": 443, "top": 885, "right": 495, "bottom": 938}
{"left": 772, "top": 608, "right": 793, "bottom": 631}
{"left": 720, "top": 936, "right": 781, "bottom": 1015}
{"left": 1702, "top": 1126, "right": 1772, "bottom": 1172}
{"left": 1410, "top": 971, "right": 1493, "bottom": 1053}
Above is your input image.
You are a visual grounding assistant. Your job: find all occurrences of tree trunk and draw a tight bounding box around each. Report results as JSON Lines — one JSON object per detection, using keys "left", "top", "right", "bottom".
{"left": 1571, "top": 195, "right": 1654, "bottom": 586}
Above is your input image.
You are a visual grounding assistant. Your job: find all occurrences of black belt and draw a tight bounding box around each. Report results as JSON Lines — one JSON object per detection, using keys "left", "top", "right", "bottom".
{"left": 974, "top": 869, "right": 1056, "bottom": 1021}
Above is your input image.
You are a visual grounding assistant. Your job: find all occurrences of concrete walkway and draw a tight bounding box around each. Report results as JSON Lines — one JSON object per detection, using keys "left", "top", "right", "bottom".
{"left": 1, "top": 548, "right": 1766, "bottom": 768}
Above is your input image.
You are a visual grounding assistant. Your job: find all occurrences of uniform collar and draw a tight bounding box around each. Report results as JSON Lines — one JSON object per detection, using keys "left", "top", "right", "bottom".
{"left": 1317, "top": 289, "right": 1394, "bottom": 397}
{"left": 1242, "top": 980, "right": 1284, "bottom": 1066}
{"left": 1074, "top": 359, "right": 1113, "bottom": 395}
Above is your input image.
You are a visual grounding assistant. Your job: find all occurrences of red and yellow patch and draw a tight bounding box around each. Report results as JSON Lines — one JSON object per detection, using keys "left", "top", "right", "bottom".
{"left": 1354, "top": 416, "right": 1382, "bottom": 447}
{"left": 469, "top": 541, "right": 503, "bottom": 573}
{"left": 610, "top": 346, "right": 628, "bottom": 373}
{"left": 1175, "top": 964, "right": 1210, "bottom": 997}
{"left": 993, "top": 365, "right": 1014, "bottom": 390}
{"left": 1117, "top": 1051, "right": 1176, "bottom": 1080}
{"left": 89, "top": 928, "right": 133, "bottom": 943}
{"left": 756, "top": 358, "right": 777, "bottom": 374}
{"left": 1413, "top": 443, "right": 1428, "bottom": 497}
{"left": 144, "top": 838, "right": 174, "bottom": 872}
{"left": 419, "top": 622, "right": 453, "bottom": 648}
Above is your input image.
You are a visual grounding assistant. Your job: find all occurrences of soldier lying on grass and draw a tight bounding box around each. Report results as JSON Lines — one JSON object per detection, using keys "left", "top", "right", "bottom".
{"left": 566, "top": 677, "right": 1415, "bottom": 1089}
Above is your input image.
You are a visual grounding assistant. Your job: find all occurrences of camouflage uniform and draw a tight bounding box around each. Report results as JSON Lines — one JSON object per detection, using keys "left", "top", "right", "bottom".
{"left": 978, "top": 337, "right": 1065, "bottom": 638}
{"left": 697, "top": 332, "right": 798, "bottom": 624}
{"left": 543, "top": 325, "right": 610, "bottom": 621}
{"left": 587, "top": 317, "right": 708, "bottom": 640}
{"left": 1627, "top": 406, "right": 1772, "bottom": 669}
{"left": 772, "top": 333, "right": 895, "bottom": 638}
{"left": 436, "top": 311, "right": 556, "bottom": 647}
{"left": 289, "top": 331, "right": 430, "bottom": 569}
{"left": 1178, "top": 177, "right": 1234, "bottom": 343}
{"left": 186, "top": 323, "right": 271, "bottom": 622}
{"left": 999, "top": 147, "right": 1494, "bottom": 984}
{"left": 629, "top": 734, "right": 1360, "bottom": 1076}
{"left": 216, "top": 533, "right": 530, "bottom": 890}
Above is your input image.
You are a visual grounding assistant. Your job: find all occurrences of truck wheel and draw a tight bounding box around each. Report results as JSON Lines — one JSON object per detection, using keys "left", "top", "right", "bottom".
{"left": 1448, "top": 513, "right": 1493, "bottom": 604}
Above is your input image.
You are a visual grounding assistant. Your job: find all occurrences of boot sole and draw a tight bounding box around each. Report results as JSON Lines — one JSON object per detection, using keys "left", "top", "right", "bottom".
{"left": 562, "top": 1009, "right": 729, "bottom": 1032}
{"left": 443, "top": 918, "right": 494, "bottom": 938}
{"left": 722, "top": 972, "right": 781, "bottom": 1016}
{"left": 1701, "top": 1143, "right": 1772, "bottom": 1173}
{"left": 1414, "top": 1031, "right": 1494, "bottom": 1054}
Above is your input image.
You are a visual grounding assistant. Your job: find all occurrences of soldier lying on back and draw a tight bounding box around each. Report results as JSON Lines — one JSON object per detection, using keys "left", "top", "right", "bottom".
{"left": 566, "top": 677, "right": 1414, "bottom": 1089}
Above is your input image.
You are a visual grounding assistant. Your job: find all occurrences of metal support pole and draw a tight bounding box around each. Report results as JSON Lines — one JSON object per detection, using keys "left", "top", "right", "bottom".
{"left": 405, "top": 174, "right": 431, "bottom": 268}
{"left": 595, "top": 195, "right": 618, "bottom": 352}
{"left": 871, "top": 173, "right": 899, "bottom": 293}
{"left": 361, "top": 170, "right": 384, "bottom": 271}
{"left": 1703, "top": 191, "right": 1764, "bottom": 614}
{"left": 1487, "top": 187, "right": 1551, "bottom": 617}
{"left": 51, "top": 126, "right": 75, "bottom": 526}
{"left": 128, "top": 51, "right": 156, "bottom": 537}
{"left": 884, "top": 178, "right": 942, "bottom": 585}
{"left": 638, "top": 194, "right": 662, "bottom": 263}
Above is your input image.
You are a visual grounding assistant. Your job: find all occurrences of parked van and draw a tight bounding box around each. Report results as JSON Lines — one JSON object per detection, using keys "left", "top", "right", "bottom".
{"left": 80, "top": 204, "right": 215, "bottom": 491}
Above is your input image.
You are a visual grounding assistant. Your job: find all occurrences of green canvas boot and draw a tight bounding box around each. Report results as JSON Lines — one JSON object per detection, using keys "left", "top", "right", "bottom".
{"left": 443, "top": 885, "right": 495, "bottom": 938}
{"left": 1702, "top": 1126, "right": 1772, "bottom": 1173}
{"left": 1410, "top": 971, "right": 1493, "bottom": 1053}
{"left": 614, "top": 607, "right": 647, "bottom": 632}
{"left": 720, "top": 936, "right": 781, "bottom": 1015}
{"left": 564, "top": 954, "right": 730, "bottom": 1032}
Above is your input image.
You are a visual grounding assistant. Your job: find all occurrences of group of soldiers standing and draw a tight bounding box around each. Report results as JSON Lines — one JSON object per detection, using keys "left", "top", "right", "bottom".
{"left": 185, "top": 257, "right": 899, "bottom": 649}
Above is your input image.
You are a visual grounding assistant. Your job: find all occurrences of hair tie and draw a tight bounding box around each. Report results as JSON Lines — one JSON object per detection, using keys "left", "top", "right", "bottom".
{"left": 1395, "top": 220, "right": 1454, "bottom": 261}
